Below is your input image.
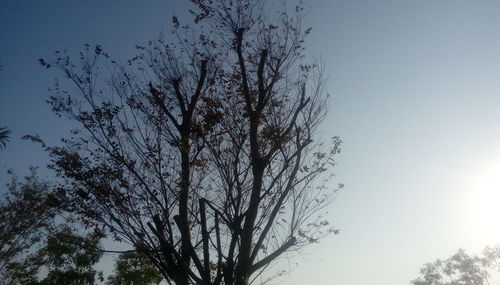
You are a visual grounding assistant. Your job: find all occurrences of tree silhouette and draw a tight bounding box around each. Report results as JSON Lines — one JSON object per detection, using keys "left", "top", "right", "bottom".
{"left": 35, "top": 1, "right": 342, "bottom": 284}
{"left": 0, "top": 169, "right": 167, "bottom": 284}
{"left": 412, "top": 247, "right": 500, "bottom": 285}
{"left": 0, "top": 169, "right": 62, "bottom": 284}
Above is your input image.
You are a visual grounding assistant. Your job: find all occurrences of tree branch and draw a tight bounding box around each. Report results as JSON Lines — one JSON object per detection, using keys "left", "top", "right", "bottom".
{"left": 250, "top": 236, "right": 296, "bottom": 274}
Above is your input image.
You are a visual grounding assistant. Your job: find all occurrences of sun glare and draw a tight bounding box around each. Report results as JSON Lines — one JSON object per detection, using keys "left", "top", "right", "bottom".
{"left": 467, "top": 161, "right": 500, "bottom": 244}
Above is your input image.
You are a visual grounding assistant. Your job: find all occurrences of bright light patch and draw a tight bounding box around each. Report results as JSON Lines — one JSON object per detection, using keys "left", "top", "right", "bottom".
{"left": 466, "top": 160, "right": 500, "bottom": 244}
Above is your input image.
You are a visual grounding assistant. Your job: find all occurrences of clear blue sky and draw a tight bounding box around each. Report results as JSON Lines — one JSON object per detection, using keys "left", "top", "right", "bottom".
{"left": 2, "top": 1, "right": 500, "bottom": 284}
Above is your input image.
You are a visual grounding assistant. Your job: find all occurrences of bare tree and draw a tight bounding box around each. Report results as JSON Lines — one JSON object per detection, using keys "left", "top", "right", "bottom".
{"left": 34, "top": 1, "right": 342, "bottom": 284}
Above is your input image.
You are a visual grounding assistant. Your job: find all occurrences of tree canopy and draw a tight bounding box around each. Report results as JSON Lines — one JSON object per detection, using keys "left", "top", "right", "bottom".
{"left": 106, "top": 251, "right": 162, "bottom": 285}
{"left": 31, "top": 0, "right": 341, "bottom": 284}
{"left": 0, "top": 170, "right": 164, "bottom": 285}
{"left": 33, "top": 227, "right": 104, "bottom": 285}
{"left": 412, "top": 247, "right": 500, "bottom": 285}
{"left": 0, "top": 169, "right": 61, "bottom": 284}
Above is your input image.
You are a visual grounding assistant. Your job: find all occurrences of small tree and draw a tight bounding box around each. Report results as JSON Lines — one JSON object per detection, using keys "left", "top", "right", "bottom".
{"left": 0, "top": 169, "right": 105, "bottom": 285}
{"left": 0, "top": 169, "right": 60, "bottom": 284}
{"left": 412, "top": 247, "right": 500, "bottom": 285}
{"left": 36, "top": 1, "right": 342, "bottom": 284}
{"left": 0, "top": 169, "right": 166, "bottom": 285}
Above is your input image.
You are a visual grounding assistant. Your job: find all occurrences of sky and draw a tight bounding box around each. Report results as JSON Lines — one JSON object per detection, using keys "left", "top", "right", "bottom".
{"left": 1, "top": 0, "right": 500, "bottom": 284}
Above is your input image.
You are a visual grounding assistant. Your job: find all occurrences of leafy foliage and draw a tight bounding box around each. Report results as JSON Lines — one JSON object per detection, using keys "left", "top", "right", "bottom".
{"left": 0, "top": 169, "right": 107, "bottom": 285}
{"left": 106, "top": 251, "right": 163, "bottom": 285}
{"left": 0, "top": 169, "right": 61, "bottom": 284}
{"left": 412, "top": 247, "right": 500, "bottom": 285}
{"left": 0, "top": 170, "right": 164, "bottom": 284}
{"left": 34, "top": 227, "right": 104, "bottom": 285}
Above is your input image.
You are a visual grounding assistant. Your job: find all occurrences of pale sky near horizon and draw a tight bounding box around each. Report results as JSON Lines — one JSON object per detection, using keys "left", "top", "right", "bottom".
{"left": 2, "top": 1, "right": 500, "bottom": 284}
